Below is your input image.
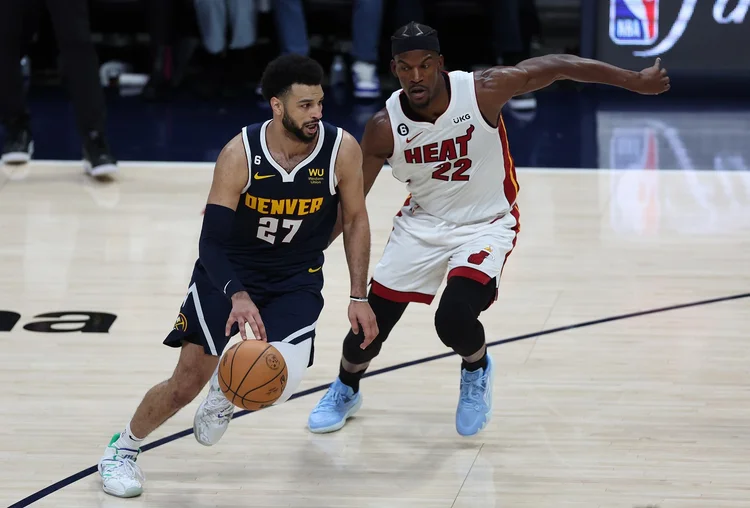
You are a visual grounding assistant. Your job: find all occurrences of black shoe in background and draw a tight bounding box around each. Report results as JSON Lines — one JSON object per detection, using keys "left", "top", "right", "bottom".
{"left": 2, "top": 116, "right": 34, "bottom": 165}
{"left": 82, "top": 130, "right": 118, "bottom": 177}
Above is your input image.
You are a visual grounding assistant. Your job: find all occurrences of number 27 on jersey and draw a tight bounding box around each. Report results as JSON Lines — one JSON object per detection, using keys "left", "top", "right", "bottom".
{"left": 257, "top": 218, "right": 302, "bottom": 244}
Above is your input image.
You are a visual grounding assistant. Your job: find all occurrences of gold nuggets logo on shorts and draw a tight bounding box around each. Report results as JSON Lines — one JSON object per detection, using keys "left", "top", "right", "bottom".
{"left": 265, "top": 353, "right": 281, "bottom": 370}
{"left": 173, "top": 313, "right": 187, "bottom": 332}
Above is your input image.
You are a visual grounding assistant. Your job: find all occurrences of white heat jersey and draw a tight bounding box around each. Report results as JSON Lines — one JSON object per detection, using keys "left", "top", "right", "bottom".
{"left": 384, "top": 70, "right": 519, "bottom": 225}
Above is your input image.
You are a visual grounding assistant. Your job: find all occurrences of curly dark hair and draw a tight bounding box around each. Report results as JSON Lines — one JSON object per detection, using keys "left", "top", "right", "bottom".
{"left": 260, "top": 54, "right": 325, "bottom": 102}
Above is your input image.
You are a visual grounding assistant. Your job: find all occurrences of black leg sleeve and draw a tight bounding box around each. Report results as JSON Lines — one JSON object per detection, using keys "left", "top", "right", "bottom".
{"left": 339, "top": 289, "right": 409, "bottom": 392}
{"left": 434, "top": 276, "right": 497, "bottom": 358}
{"left": 342, "top": 289, "right": 409, "bottom": 365}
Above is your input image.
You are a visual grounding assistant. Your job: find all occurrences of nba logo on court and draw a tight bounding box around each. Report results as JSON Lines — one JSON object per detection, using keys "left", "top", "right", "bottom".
{"left": 609, "top": 0, "right": 659, "bottom": 45}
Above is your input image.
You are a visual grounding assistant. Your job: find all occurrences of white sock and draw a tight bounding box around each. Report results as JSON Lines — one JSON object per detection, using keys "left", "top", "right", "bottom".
{"left": 118, "top": 422, "right": 144, "bottom": 450}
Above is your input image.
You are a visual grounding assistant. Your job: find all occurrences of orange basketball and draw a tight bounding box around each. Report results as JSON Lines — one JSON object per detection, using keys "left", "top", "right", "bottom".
{"left": 218, "top": 341, "right": 287, "bottom": 411}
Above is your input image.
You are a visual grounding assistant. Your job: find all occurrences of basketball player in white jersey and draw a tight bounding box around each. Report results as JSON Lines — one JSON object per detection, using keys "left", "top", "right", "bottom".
{"left": 308, "top": 21, "right": 670, "bottom": 437}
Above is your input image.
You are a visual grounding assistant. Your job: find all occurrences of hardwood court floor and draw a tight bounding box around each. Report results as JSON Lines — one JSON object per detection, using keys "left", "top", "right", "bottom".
{"left": 1, "top": 162, "right": 749, "bottom": 507}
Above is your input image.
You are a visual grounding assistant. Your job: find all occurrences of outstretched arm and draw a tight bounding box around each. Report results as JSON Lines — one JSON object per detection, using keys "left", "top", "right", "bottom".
{"left": 334, "top": 130, "right": 379, "bottom": 342}
{"left": 328, "top": 109, "right": 393, "bottom": 245}
{"left": 476, "top": 55, "right": 670, "bottom": 122}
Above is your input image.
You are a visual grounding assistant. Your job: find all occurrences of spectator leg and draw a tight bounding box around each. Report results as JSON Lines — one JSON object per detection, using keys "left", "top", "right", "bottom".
{"left": 45, "top": 0, "right": 107, "bottom": 136}
{"left": 350, "top": 0, "right": 384, "bottom": 98}
{"left": 0, "top": 0, "right": 29, "bottom": 124}
{"left": 351, "top": 0, "right": 383, "bottom": 64}
{"left": 483, "top": 0, "right": 525, "bottom": 65}
{"left": 228, "top": 0, "right": 256, "bottom": 51}
{"left": 272, "top": 0, "right": 309, "bottom": 55}
{"left": 194, "top": 0, "right": 228, "bottom": 55}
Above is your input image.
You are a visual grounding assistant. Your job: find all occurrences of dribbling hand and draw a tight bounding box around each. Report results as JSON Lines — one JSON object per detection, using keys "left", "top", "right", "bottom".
{"left": 226, "top": 291, "right": 267, "bottom": 341}
{"left": 349, "top": 300, "right": 379, "bottom": 349}
{"left": 634, "top": 58, "right": 671, "bottom": 95}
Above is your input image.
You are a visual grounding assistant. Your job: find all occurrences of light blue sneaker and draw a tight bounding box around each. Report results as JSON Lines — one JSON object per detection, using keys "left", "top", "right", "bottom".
{"left": 455, "top": 353, "right": 494, "bottom": 436}
{"left": 308, "top": 378, "right": 363, "bottom": 434}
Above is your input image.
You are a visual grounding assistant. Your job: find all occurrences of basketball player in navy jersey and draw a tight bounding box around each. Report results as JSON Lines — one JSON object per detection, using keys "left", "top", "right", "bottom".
{"left": 309, "top": 22, "right": 670, "bottom": 437}
{"left": 97, "top": 54, "right": 378, "bottom": 498}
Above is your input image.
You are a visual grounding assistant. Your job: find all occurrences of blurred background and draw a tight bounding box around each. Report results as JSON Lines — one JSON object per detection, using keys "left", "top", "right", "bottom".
{"left": 1, "top": 0, "right": 749, "bottom": 171}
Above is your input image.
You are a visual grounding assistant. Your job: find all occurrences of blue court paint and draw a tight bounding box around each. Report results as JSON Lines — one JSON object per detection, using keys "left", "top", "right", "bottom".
{"left": 8, "top": 291, "right": 750, "bottom": 508}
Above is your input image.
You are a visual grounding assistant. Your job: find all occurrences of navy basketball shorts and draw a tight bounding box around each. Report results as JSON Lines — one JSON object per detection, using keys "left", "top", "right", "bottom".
{"left": 163, "top": 264, "right": 324, "bottom": 369}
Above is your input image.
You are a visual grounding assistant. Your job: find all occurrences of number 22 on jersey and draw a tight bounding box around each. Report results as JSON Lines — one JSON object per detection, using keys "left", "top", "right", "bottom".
{"left": 432, "top": 158, "right": 473, "bottom": 182}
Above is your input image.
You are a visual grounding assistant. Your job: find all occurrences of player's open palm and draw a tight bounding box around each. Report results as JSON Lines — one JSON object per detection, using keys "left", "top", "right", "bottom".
{"left": 226, "top": 291, "right": 267, "bottom": 341}
{"left": 349, "top": 301, "right": 379, "bottom": 349}
{"left": 635, "top": 58, "right": 670, "bottom": 95}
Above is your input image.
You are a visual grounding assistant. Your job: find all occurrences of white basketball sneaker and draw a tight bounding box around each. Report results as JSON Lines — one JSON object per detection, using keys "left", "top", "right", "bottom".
{"left": 193, "top": 372, "right": 234, "bottom": 446}
{"left": 98, "top": 433, "right": 145, "bottom": 498}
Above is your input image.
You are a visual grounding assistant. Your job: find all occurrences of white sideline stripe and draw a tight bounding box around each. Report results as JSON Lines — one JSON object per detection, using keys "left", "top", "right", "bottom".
{"left": 185, "top": 282, "right": 218, "bottom": 356}
{"left": 329, "top": 127, "right": 343, "bottom": 195}
{"left": 240, "top": 126, "right": 253, "bottom": 194}
{"left": 282, "top": 321, "right": 317, "bottom": 343}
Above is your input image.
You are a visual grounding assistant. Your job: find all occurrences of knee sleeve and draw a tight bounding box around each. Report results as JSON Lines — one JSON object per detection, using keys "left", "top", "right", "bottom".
{"left": 342, "top": 290, "right": 408, "bottom": 365}
{"left": 435, "top": 276, "right": 497, "bottom": 357}
{"left": 271, "top": 338, "right": 312, "bottom": 405}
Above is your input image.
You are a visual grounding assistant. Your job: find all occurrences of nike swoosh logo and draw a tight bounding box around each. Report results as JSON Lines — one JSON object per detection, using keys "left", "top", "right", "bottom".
{"left": 406, "top": 132, "right": 423, "bottom": 144}
{"left": 253, "top": 173, "right": 275, "bottom": 180}
{"left": 308, "top": 266, "right": 322, "bottom": 273}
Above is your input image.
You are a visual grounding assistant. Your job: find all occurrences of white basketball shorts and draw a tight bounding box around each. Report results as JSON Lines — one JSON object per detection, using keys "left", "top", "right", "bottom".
{"left": 371, "top": 196, "right": 520, "bottom": 305}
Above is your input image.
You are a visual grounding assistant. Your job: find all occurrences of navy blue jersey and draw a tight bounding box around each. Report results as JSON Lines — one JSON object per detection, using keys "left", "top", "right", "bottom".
{"left": 200, "top": 119, "right": 342, "bottom": 288}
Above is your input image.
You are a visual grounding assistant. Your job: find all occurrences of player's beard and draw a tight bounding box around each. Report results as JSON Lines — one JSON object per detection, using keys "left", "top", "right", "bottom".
{"left": 282, "top": 110, "right": 317, "bottom": 143}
